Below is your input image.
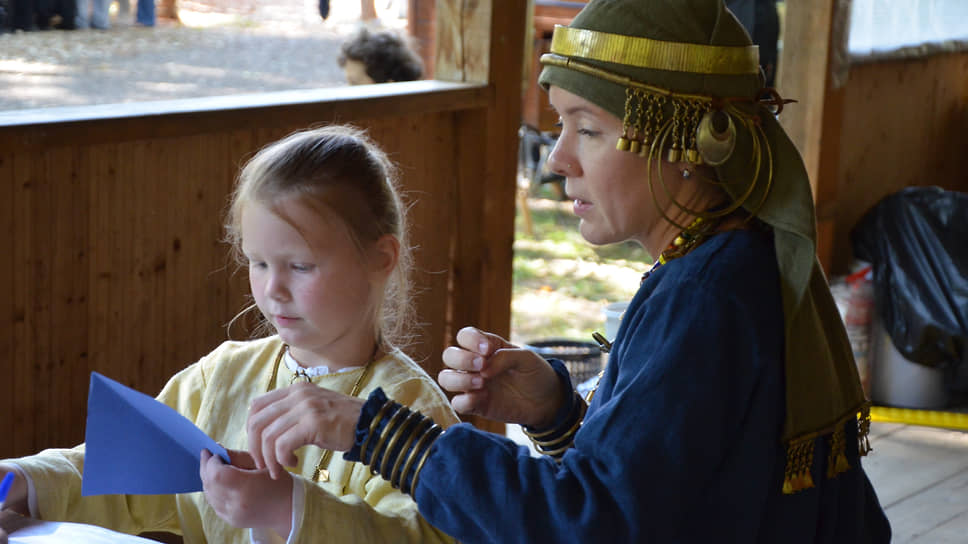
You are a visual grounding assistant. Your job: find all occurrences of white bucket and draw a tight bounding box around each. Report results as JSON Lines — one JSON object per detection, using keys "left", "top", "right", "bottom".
{"left": 869, "top": 315, "right": 949, "bottom": 409}
{"left": 602, "top": 301, "right": 630, "bottom": 342}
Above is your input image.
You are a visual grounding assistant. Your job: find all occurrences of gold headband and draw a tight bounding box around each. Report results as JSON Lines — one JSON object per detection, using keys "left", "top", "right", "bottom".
{"left": 549, "top": 25, "right": 760, "bottom": 75}
{"left": 541, "top": 36, "right": 773, "bottom": 228}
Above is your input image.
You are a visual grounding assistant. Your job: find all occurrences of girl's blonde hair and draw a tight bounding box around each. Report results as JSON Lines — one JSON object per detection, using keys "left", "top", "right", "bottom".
{"left": 225, "top": 125, "right": 415, "bottom": 350}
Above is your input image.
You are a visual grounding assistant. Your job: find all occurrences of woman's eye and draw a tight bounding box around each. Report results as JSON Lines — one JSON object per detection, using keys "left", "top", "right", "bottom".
{"left": 291, "top": 263, "right": 314, "bottom": 272}
{"left": 577, "top": 128, "right": 600, "bottom": 137}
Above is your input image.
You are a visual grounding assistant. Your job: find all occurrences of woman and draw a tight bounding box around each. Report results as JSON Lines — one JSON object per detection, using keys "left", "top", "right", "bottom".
{"left": 240, "top": 0, "right": 892, "bottom": 541}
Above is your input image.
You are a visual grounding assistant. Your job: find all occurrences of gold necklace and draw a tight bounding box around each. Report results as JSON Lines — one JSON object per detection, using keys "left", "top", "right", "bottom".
{"left": 265, "top": 344, "right": 377, "bottom": 482}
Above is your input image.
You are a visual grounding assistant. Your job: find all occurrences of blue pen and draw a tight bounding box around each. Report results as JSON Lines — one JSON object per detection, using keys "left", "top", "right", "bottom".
{"left": 0, "top": 472, "right": 14, "bottom": 510}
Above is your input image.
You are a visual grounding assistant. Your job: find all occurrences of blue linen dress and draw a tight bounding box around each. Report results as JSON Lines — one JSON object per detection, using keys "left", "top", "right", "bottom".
{"left": 414, "top": 229, "right": 891, "bottom": 543}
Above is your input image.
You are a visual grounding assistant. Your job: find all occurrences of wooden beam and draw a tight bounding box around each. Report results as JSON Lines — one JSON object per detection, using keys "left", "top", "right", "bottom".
{"left": 0, "top": 81, "right": 489, "bottom": 152}
{"left": 436, "top": 0, "right": 528, "bottom": 433}
{"left": 775, "top": 0, "right": 849, "bottom": 273}
{"left": 408, "top": 0, "right": 436, "bottom": 79}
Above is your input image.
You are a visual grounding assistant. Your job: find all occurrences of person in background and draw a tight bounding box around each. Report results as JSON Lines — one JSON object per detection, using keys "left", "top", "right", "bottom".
{"left": 74, "top": 0, "right": 108, "bottom": 29}
{"left": 134, "top": 0, "right": 152, "bottom": 27}
{"left": 241, "top": 0, "right": 892, "bottom": 542}
{"left": 338, "top": 27, "right": 423, "bottom": 85}
{"left": 0, "top": 125, "right": 458, "bottom": 544}
{"left": 726, "top": 0, "right": 780, "bottom": 87}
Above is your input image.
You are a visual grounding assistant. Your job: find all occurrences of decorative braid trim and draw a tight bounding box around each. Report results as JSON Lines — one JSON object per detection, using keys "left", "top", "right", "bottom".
{"left": 782, "top": 402, "right": 873, "bottom": 495}
{"left": 522, "top": 391, "right": 587, "bottom": 460}
{"left": 355, "top": 395, "right": 444, "bottom": 496}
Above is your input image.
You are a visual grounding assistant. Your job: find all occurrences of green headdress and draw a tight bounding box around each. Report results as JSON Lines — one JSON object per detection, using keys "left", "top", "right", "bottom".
{"left": 539, "top": 0, "right": 870, "bottom": 494}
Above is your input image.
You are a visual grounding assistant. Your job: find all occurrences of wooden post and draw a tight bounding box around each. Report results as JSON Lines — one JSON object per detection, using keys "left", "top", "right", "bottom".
{"left": 435, "top": 0, "right": 528, "bottom": 433}
{"left": 158, "top": 0, "right": 179, "bottom": 21}
{"left": 408, "top": 0, "right": 436, "bottom": 79}
{"left": 775, "top": 0, "right": 850, "bottom": 273}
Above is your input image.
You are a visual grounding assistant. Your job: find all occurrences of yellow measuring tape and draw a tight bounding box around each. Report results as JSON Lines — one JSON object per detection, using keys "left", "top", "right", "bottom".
{"left": 870, "top": 405, "right": 968, "bottom": 432}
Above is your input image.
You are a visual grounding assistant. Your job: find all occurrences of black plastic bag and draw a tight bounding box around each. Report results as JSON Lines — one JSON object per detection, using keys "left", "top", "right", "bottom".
{"left": 851, "top": 186, "right": 968, "bottom": 395}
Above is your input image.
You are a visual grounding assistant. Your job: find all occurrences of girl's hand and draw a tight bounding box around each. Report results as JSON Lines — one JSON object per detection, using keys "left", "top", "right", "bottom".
{"left": 0, "top": 468, "right": 28, "bottom": 516}
{"left": 0, "top": 510, "right": 34, "bottom": 542}
{"left": 247, "top": 383, "right": 365, "bottom": 480}
{"left": 438, "top": 326, "right": 566, "bottom": 428}
{"left": 199, "top": 449, "right": 293, "bottom": 538}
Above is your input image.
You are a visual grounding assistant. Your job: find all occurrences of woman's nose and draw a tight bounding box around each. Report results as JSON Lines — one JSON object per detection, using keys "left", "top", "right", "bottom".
{"left": 546, "top": 141, "right": 575, "bottom": 177}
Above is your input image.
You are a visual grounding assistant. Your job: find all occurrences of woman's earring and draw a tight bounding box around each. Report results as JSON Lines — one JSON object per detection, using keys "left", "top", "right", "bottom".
{"left": 696, "top": 109, "right": 737, "bottom": 166}
{"left": 681, "top": 169, "right": 692, "bottom": 179}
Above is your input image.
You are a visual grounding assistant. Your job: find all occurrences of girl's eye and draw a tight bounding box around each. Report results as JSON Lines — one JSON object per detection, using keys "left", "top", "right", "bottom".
{"left": 291, "top": 263, "right": 314, "bottom": 273}
{"left": 577, "top": 127, "right": 600, "bottom": 137}
{"left": 553, "top": 120, "right": 563, "bottom": 129}
{"left": 248, "top": 260, "right": 267, "bottom": 269}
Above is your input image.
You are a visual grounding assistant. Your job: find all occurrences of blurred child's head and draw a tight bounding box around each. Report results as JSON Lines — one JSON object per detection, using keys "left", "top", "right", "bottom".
{"left": 226, "top": 125, "right": 414, "bottom": 356}
{"left": 337, "top": 28, "right": 423, "bottom": 85}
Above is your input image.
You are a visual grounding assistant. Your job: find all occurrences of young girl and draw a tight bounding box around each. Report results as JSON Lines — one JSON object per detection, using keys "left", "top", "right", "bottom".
{"left": 0, "top": 125, "right": 459, "bottom": 543}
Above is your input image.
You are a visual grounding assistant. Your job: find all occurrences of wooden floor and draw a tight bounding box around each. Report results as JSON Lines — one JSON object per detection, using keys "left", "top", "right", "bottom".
{"left": 508, "top": 421, "right": 968, "bottom": 541}
{"left": 864, "top": 421, "right": 968, "bottom": 543}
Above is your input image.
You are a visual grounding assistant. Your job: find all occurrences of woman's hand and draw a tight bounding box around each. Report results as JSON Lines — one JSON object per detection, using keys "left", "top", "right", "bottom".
{"left": 200, "top": 449, "right": 293, "bottom": 538}
{"left": 439, "top": 327, "right": 566, "bottom": 428}
{"left": 247, "top": 382, "right": 365, "bottom": 480}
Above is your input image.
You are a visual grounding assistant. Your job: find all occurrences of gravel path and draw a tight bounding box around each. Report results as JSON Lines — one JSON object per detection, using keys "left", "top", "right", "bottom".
{"left": 0, "top": 0, "right": 408, "bottom": 112}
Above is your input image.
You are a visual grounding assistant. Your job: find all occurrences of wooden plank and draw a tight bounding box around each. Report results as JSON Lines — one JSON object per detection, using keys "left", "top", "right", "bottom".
{"left": 829, "top": 52, "right": 968, "bottom": 272}
{"left": 0, "top": 82, "right": 489, "bottom": 153}
{"left": 10, "top": 120, "right": 33, "bottom": 459}
{"left": 911, "top": 506, "right": 968, "bottom": 544}
{"left": 863, "top": 425, "right": 968, "bottom": 508}
{"left": 408, "top": 0, "right": 436, "bottom": 79}
{"left": 0, "top": 151, "right": 13, "bottom": 455}
{"left": 370, "top": 114, "right": 456, "bottom": 372}
{"left": 480, "top": 0, "right": 525, "bottom": 340}
{"left": 868, "top": 421, "right": 906, "bottom": 440}
{"left": 31, "top": 150, "right": 55, "bottom": 450}
{"left": 888, "top": 466, "right": 968, "bottom": 543}
{"left": 434, "top": 0, "right": 464, "bottom": 83}
{"left": 47, "top": 147, "right": 88, "bottom": 448}
{"left": 776, "top": 0, "right": 837, "bottom": 189}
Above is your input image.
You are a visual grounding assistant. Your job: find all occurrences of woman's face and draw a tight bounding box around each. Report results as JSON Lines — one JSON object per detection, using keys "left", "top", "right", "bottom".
{"left": 546, "top": 86, "right": 662, "bottom": 249}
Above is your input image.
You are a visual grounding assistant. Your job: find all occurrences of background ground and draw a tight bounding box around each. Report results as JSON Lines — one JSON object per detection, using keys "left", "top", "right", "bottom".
{"left": 0, "top": 0, "right": 406, "bottom": 110}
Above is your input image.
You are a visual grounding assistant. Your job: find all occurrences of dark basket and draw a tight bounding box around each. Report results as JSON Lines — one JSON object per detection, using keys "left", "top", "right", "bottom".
{"left": 525, "top": 339, "right": 604, "bottom": 384}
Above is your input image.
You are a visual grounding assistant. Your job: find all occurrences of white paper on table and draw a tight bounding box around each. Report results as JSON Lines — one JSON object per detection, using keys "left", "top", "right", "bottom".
{"left": 7, "top": 516, "right": 158, "bottom": 543}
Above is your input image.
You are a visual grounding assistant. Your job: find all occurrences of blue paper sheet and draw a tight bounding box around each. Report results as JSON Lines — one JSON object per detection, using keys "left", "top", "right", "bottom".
{"left": 82, "top": 372, "right": 229, "bottom": 496}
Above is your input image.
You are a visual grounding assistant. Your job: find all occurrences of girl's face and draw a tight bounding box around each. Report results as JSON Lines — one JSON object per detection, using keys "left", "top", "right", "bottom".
{"left": 241, "top": 197, "right": 395, "bottom": 369}
{"left": 546, "top": 86, "right": 692, "bottom": 256}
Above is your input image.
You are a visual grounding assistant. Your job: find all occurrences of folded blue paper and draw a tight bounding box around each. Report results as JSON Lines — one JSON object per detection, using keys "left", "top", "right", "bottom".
{"left": 82, "top": 372, "right": 229, "bottom": 496}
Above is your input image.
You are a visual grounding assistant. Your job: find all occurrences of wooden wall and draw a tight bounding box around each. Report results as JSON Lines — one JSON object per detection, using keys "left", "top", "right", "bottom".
{"left": 829, "top": 53, "right": 968, "bottom": 272}
{"left": 0, "top": 81, "right": 507, "bottom": 459}
{"left": 778, "top": 0, "right": 968, "bottom": 274}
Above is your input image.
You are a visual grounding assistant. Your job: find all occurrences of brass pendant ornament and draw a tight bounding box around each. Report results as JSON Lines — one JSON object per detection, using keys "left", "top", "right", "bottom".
{"left": 695, "top": 109, "right": 737, "bottom": 166}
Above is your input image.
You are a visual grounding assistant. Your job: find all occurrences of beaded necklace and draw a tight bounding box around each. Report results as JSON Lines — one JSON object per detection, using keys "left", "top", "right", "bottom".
{"left": 265, "top": 343, "right": 377, "bottom": 483}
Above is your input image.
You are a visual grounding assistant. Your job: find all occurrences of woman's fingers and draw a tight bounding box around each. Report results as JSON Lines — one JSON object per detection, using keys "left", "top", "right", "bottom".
{"left": 437, "top": 368, "right": 484, "bottom": 393}
{"left": 454, "top": 326, "right": 515, "bottom": 356}
{"left": 449, "top": 390, "right": 490, "bottom": 416}
{"left": 441, "top": 345, "right": 484, "bottom": 372}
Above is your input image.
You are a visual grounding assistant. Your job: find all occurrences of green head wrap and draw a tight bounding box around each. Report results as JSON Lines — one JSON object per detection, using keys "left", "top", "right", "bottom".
{"left": 539, "top": 0, "right": 869, "bottom": 494}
